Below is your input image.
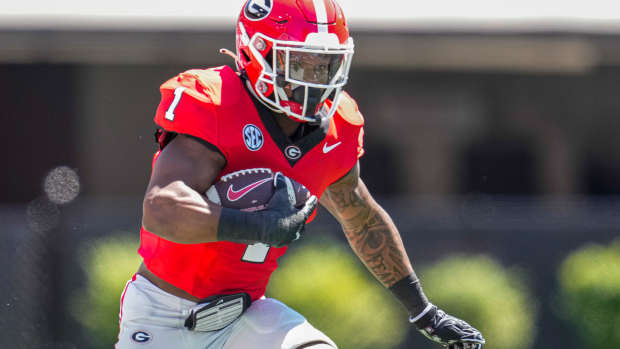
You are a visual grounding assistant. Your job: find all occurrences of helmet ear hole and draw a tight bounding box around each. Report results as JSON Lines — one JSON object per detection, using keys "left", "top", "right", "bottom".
{"left": 241, "top": 49, "right": 251, "bottom": 63}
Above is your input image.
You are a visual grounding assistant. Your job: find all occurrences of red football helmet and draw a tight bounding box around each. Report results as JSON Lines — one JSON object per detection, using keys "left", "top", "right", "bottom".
{"left": 235, "top": 0, "right": 354, "bottom": 123}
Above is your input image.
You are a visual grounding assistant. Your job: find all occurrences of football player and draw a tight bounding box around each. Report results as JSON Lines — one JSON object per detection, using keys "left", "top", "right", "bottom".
{"left": 115, "top": 1, "right": 485, "bottom": 348}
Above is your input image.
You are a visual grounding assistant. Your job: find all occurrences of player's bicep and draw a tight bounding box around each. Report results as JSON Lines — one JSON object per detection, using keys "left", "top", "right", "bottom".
{"left": 147, "top": 135, "right": 225, "bottom": 196}
{"left": 142, "top": 135, "right": 225, "bottom": 241}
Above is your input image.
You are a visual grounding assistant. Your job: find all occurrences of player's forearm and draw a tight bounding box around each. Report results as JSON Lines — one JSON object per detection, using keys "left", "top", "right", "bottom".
{"left": 324, "top": 178, "right": 431, "bottom": 316}
{"left": 142, "top": 182, "right": 222, "bottom": 244}
{"left": 342, "top": 198, "right": 414, "bottom": 287}
{"left": 323, "top": 176, "right": 413, "bottom": 287}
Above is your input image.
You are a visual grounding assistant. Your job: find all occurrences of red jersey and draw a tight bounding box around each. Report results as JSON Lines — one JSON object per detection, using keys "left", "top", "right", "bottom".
{"left": 138, "top": 65, "right": 364, "bottom": 300}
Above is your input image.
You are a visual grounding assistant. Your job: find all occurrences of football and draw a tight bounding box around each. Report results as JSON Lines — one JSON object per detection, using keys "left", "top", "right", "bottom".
{"left": 206, "top": 168, "right": 310, "bottom": 211}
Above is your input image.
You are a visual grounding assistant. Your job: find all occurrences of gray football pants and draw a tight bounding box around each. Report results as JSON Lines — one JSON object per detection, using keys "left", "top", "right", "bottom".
{"left": 115, "top": 275, "right": 336, "bottom": 349}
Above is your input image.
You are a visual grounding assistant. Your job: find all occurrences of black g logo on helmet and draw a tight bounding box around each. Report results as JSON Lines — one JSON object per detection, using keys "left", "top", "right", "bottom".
{"left": 245, "top": 0, "right": 273, "bottom": 21}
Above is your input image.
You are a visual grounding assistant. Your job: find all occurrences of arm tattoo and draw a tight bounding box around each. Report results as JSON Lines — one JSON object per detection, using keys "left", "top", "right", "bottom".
{"left": 321, "top": 163, "right": 413, "bottom": 287}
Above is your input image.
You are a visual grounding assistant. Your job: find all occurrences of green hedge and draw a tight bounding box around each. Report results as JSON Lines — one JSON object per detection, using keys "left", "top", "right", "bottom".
{"left": 71, "top": 234, "right": 141, "bottom": 349}
{"left": 421, "top": 255, "right": 537, "bottom": 349}
{"left": 267, "top": 240, "right": 409, "bottom": 349}
{"left": 557, "top": 239, "right": 620, "bottom": 349}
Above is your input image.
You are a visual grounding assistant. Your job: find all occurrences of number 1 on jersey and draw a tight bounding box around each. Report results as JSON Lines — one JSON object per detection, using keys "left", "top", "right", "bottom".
{"left": 165, "top": 87, "right": 186, "bottom": 121}
{"left": 242, "top": 243, "right": 270, "bottom": 263}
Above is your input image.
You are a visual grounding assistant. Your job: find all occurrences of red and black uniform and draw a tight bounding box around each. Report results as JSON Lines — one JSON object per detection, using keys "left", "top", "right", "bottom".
{"left": 138, "top": 65, "right": 364, "bottom": 301}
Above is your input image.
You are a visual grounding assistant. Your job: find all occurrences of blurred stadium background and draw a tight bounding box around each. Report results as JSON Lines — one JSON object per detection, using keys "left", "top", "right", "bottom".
{"left": 2, "top": 1, "right": 620, "bottom": 348}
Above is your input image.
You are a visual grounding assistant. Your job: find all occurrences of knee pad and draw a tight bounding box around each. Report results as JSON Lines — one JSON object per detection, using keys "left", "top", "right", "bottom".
{"left": 280, "top": 320, "right": 337, "bottom": 349}
{"left": 295, "top": 341, "right": 337, "bottom": 349}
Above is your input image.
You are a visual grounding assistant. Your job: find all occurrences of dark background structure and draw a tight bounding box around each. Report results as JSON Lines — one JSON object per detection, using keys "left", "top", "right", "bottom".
{"left": 2, "top": 14, "right": 620, "bottom": 349}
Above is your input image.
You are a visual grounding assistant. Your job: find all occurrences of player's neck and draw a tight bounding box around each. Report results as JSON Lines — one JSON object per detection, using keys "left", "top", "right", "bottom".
{"left": 272, "top": 112, "right": 302, "bottom": 138}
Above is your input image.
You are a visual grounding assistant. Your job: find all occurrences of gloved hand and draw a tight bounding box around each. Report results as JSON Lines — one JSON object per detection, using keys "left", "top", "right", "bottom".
{"left": 412, "top": 304, "right": 485, "bottom": 349}
{"left": 217, "top": 172, "right": 317, "bottom": 247}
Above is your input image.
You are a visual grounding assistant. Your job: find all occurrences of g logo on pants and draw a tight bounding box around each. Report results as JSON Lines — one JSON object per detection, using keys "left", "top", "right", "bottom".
{"left": 131, "top": 331, "right": 152, "bottom": 344}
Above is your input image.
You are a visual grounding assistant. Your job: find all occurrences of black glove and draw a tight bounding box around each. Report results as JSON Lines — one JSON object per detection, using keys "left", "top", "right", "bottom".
{"left": 217, "top": 173, "right": 317, "bottom": 247}
{"left": 412, "top": 304, "right": 485, "bottom": 349}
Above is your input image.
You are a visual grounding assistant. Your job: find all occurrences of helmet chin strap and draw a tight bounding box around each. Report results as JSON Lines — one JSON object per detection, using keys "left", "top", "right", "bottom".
{"left": 219, "top": 48, "right": 243, "bottom": 70}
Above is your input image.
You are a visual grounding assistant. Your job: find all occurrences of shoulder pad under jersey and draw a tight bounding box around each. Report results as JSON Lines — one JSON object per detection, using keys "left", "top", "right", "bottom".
{"left": 332, "top": 91, "right": 365, "bottom": 160}
{"left": 335, "top": 91, "right": 364, "bottom": 126}
{"left": 153, "top": 65, "right": 243, "bottom": 146}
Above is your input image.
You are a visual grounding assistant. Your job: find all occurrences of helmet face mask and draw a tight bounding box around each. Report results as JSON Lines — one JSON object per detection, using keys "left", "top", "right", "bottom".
{"left": 236, "top": 0, "right": 354, "bottom": 123}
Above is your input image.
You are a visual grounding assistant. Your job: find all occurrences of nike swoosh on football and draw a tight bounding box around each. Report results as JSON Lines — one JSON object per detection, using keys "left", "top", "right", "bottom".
{"left": 323, "top": 142, "right": 342, "bottom": 153}
{"left": 227, "top": 178, "right": 272, "bottom": 202}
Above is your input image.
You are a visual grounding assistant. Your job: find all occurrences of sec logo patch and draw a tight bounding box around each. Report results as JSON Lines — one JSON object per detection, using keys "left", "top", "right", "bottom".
{"left": 131, "top": 331, "right": 152, "bottom": 344}
{"left": 243, "top": 124, "right": 264, "bottom": 151}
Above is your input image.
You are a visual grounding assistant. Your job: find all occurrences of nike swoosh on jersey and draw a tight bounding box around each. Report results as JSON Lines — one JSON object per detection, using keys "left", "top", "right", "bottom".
{"left": 323, "top": 142, "right": 342, "bottom": 153}
{"left": 226, "top": 178, "right": 272, "bottom": 202}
